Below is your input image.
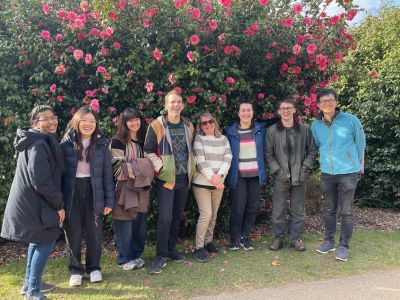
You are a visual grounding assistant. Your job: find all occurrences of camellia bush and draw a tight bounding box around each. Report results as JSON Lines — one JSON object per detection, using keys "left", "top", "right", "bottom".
{"left": 0, "top": 0, "right": 359, "bottom": 234}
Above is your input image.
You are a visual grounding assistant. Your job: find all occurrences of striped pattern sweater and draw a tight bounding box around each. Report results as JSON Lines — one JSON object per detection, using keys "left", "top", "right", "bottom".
{"left": 192, "top": 134, "right": 232, "bottom": 187}
{"left": 238, "top": 128, "right": 259, "bottom": 177}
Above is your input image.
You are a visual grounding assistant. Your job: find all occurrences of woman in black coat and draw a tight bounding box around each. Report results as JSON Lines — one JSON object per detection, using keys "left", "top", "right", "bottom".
{"left": 61, "top": 106, "right": 114, "bottom": 287}
{"left": 1, "top": 105, "right": 65, "bottom": 300}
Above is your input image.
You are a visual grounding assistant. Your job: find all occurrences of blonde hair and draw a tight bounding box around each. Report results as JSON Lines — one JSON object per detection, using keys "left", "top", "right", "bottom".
{"left": 164, "top": 90, "right": 183, "bottom": 103}
{"left": 196, "top": 112, "right": 222, "bottom": 137}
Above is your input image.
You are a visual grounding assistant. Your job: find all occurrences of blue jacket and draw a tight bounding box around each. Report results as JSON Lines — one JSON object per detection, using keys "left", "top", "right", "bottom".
{"left": 225, "top": 121, "right": 267, "bottom": 188}
{"left": 311, "top": 110, "right": 366, "bottom": 175}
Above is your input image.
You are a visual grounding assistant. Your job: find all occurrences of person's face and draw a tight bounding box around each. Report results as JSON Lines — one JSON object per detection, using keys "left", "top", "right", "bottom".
{"left": 238, "top": 103, "right": 254, "bottom": 124}
{"left": 317, "top": 94, "right": 337, "bottom": 115}
{"left": 165, "top": 94, "right": 184, "bottom": 117}
{"left": 277, "top": 102, "right": 296, "bottom": 122}
{"left": 33, "top": 110, "right": 58, "bottom": 134}
{"left": 200, "top": 116, "right": 216, "bottom": 136}
{"left": 78, "top": 112, "right": 96, "bottom": 139}
{"left": 126, "top": 117, "right": 141, "bottom": 134}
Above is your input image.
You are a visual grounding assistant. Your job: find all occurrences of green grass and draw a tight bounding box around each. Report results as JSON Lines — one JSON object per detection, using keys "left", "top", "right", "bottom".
{"left": 1, "top": 231, "right": 399, "bottom": 299}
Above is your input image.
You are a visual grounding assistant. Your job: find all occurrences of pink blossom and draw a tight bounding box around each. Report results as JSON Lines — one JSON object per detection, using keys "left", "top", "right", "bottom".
{"left": 258, "top": 93, "right": 265, "bottom": 99}
{"left": 152, "top": 48, "right": 162, "bottom": 61}
{"left": 101, "top": 47, "right": 109, "bottom": 56}
{"left": 370, "top": 70, "right": 378, "bottom": 77}
{"left": 145, "top": 117, "right": 152, "bottom": 125}
{"left": 91, "top": 28, "right": 100, "bottom": 37}
{"left": 292, "top": 4, "right": 302, "bottom": 14}
{"left": 331, "top": 74, "right": 339, "bottom": 82}
{"left": 90, "top": 99, "right": 100, "bottom": 111}
{"left": 187, "top": 95, "right": 196, "bottom": 104}
{"left": 316, "top": 54, "right": 327, "bottom": 65}
{"left": 108, "top": 106, "right": 116, "bottom": 113}
{"left": 346, "top": 9, "right": 357, "bottom": 21}
{"left": 80, "top": 1, "right": 89, "bottom": 12}
{"left": 287, "top": 57, "right": 296, "bottom": 64}
{"left": 220, "top": 0, "right": 231, "bottom": 7}
{"left": 73, "top": 49, "right": 84, "bottom": 60}
{"left": 40, "top": 30, "right": 51, "bottom": 41}
{"left": 190, "top": 34, "right": 200, "bottom": 46}
{"left": 55, "top": 34, "right": 63, "bottom": 42}
{"left": 191, "top": 8, "right": 201, "bottom": 19}
{"left": 281, "top": 63, "right": 288, "bottom": 71}
{"left": 187, "top": 51, "right": 195, "bottom": 62}
{"left": 157, "top": 91, "right": 163, "bottom": 96}
{"left": 249, "top": 24, "right": 260, "bottom": 31}
{"left": 192, "top": 87, "right": 201, "bottom": 93}
{"left": 97, "top": 66, "right": 106, "bottom": 73}
{"left": 329, "top": 15, "right": 340, "bottom": 26}
{"left": 145, "top": 82, "right": 154, "bottom": 92}
{"left": 264, "top": 113, "right": 274, "bottom": 119}
{"left": 49, "top": 84, "right": 56, "bottom": 93}
{"left": 85, "top": 89, "right": 97, "bottom": 97}
{"left": 68, "top": 12, "right": 78, "bottom": 21}
{"left": 126, "top": 70, "right": 135, "bottom": 76}
{"left": 226, "top": 77, "right": 235, "bottom": 84}
{"left": 282, "top": 18, "right": 294, "bottom": 27}
{"left": 292, "top": 44, "right": 301, "bottom": 55}
{"left": 271, "top": 41, "right": 278, "bottom": 47}
{"left": 102, "top": 72, "right": 111, "bottom": 80}
{"left": 168, "top": 74, "right": 175, "bottom": 84}
{"left": 259, "top": 0, "right": 269, "bottom": 6}
{"left": 56, "top": 95, "right": 63, "bottom": 103}
{"left": 119, "top": 0, "right": 127, "bottom": 9}
{"left": 42, "top": 3, "right": 50, "bottom": 15}
{"left": 55, "top": 64, "right": 66, "bottom": 75}
{"left": 58, "top": 9, "right": 66, "bottom": 20}
{"left": 204, "top": 4, "right": 213, "bottom": 13}
{"left": 174, "top": 87, "right": 183, "bottom": 93}
{"left": 91, "top": 11, "right": 100, "bottom": 19}
{"left": 75, "top": 19, "right": 85, "bottom": 29}
{"left": 335, "top": 51, "right": 343, "bottom": 62}
{"left": 108, "top": 11, "right": 118, "bottom": 21}
{"left": 84, "top": 54, "right": 92, "bottom": 64}
{"left": 306, "top": 43, "right": 317, "bottom": 55}
{"left": 224, "top": 46, "right": 232, "bottom": 55}
{"left": 265, "top": 53, "right": 273, "bottom": 60}
{"left": 203, "top": 45, "right": 211, "bottom": 52}
{"left": 112, "top": 117, "right": 118, "bottom": 124}
{"left": 102, "top": 87, "right": 108, "bottom": 94}
{"left": 209, "top": 20, "right": 218, "bottom": 31}
{"left": 304, "top": 16, "right": 312, "bottom": 26}
{"left": 143, "top": 19, "right": 151, "bottom": 27}
{"left": 113, "top": 41, "right": 121, "bottom": 50}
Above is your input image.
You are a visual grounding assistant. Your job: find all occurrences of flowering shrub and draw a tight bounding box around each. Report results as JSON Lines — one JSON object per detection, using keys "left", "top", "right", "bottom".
{"left": 0, "top": 0, "right": 359, "bottom": 232}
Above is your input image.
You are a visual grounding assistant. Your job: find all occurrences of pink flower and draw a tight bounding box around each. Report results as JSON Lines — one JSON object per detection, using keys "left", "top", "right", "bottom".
{"left": 97, "top": 66, "right": 106, "bottom": 73}
{"left": 204, "top": 4, "right": 213, "bottom": 13}
{"left": 58, "top": 9, "right": 66, "bottom": 20}
{"left": 292, "top": 4, "right": 302, "bottom": 14}
{"left": 282, "top": 18, "right": 294, "bottom": 27}
{"left": 258, "top": 93, "right": 265, "bottom": 99}
{"left": 112, "top": 117, "right": 119, "bottom": 124}
{"left": 126, "top": 70, "right": 135, "bottom": 76}
{"left": 145, "top": 117, "right": 152, "bottom": 125}
{"left": 49, "top": 84, "right": 56, "bottom": 93}
{"left": 249, "top": 24, "right": 260, "bottom": 31}
{"left": 103, "top": 72, "right": 111, "bottom": 80}
{"left": 292, "top": 44, "right": 301, "bottom": 55}
{"left": 316, "top": 54, "right": 327, "bottom": 65}
{"left": 259, "top": 0, "right": 269, "bottom": 6}
{"left": 168, "top": 74, "right": 175, "bottom": 84}
{"left": 55, "top": 64, "right": 66, "bottom": 75}
{"left": 108, "top": 106, "right": 117, "bottom": 113}
{"left": 143, "top": 19, "right": 151, "bottom": 27}
{"left": 42, "top": 3, "right": 50, "bottom": 15}
{"left": 346, "top": 9, "right": 357, "bottom": 21}
{"left": 101, "top": 47, "right": 109, "bottom": 56}
{"left": 152, "top": 48, "right": 162, "bottom": 61}
{"left": 145, "top": 82, "right": 154, "bottom": 92}
{"left": 187, "top": 95, "right": 196, "bottom": 104}
{"left": 226, "top": 77, "right": 235, "bottom": 84}
{"left": 271, "top": 41, "right": 278, "bottom": 47}
{"left": 331, "top": 74, "right": 339, "bottom": 82}
{"left": 335, "top": 51, "right": 343, "bottom": 62}
{"left": 220, "top": 0, "right": 231, "bottom": 7}
{"left": 55, "top": 34, "right": 63, "bottom": 42}
{"left": 113, "top": 41, "right": 121, "bottom": 51}
{"left": 56, "top": 95, "right": 63, "bottom": 102}
{"left": 329, "top": 15, "right": 340, "bottom": 26}
{"left": 370, "top": 70, "right": 378, "bottom": 77}
{"left": 91, "top": 28, "right": 100, "bottom": 37}
{"left": 90, "top": 99, "right": 100, "bottom": 111}
{"left": 40, "top": 30, "right": 51, "bottom": 41}
{"left": 84, "top": 54, "right": 92, "bottom": 64}
{"left": 85, "top": 89, "right": 96, "bottom": 97}
{"left": 209, "top": 20, "right": 218, "bottom": 31}
{"left": 187, "top": 51, "right": 195, "bottom": 62}
{"left": 304, "top": 16, "right": 312, "bottom": 26}
{"left": 73, "top": 49, "right": 84, "bottom": 60}
{"left": 306, "top": 43, "right": 317, "bottom": 55}
{"left": 91, "top": 11, "right": 100, "bottom": 19}
{"left": 80, "top": 1, "right": 89, "bottom": 12}
{"left": 281, "top": 63, "right": 288, "bottom": 71}
{"left": 265, "top": 53, "right": 273, "bottom": 60}
{"left": 191, "top": 8, "right": 201, "bottom": 19}
{"left": 174, "top": 87, "right": 183, "bottom": 93}
{"left": 101, "top": 87, "right": 108, "bottom": 94}
{"left": 190, "top": 34, "right": 200, "bottom": 46}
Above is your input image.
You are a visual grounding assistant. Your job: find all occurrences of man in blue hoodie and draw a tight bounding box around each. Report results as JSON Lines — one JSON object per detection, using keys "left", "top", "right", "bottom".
{"left": 311, "top": 89, "right": 366, "bottom": 262}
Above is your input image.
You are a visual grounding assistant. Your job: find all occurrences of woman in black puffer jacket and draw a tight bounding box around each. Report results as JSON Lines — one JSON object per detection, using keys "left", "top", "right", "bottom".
{"left": 60, "top": 106, "right": 114, "bottom": 287}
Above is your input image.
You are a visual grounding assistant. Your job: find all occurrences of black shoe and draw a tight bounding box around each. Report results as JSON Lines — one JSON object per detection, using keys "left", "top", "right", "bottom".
{"left": 149, "top": 257, "right": 167, "bottom": 274}
{"left": 240, "top": 237, "right": 254, "bottom": 251}
{"left": 205, "top": 242, "right": 219, "bottom": 254}
{"left": 168, "top": 249, "right": 186, "bottom": 262}
{"left": 193, "top": 247, "right": 208, "bottom": 262}
{"left": 20, "top": 281, "right": 55, "bottom": 295}
{"left": 290, "top": 239, "right": 306, "bottom": 251}
{"left": 269, "top": 238, "right": 284, "bottom": 251}
{"left": 229, "top": 240, "right": 240, "bottom": 251}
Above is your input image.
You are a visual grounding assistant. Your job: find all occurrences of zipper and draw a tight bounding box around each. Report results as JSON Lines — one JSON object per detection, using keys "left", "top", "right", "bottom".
{"left": 329, "top": 125, "right": 334, "bottom": 175}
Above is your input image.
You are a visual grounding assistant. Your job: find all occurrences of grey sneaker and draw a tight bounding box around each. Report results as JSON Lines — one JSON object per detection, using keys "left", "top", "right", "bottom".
{"left": 149, "top": 257, "right": 167, "bottom": 274}
{"left": 133, "top": 258, "right": 145, "bottom": 269}
{"left": 240, "top": 237, "right": 254, "bottom": 251}
{"left": 316, "top": 241, "right": 336, "bottom": 254}
{"left": 20, "top": 281, "right": 55, "bottom": 295}
{"left": 335, "top": 246, "right": 349, "bottom": 262}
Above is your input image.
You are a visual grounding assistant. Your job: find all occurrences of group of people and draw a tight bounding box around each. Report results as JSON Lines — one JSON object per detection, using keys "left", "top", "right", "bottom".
{"left": 1, "top": 88, "right": 365, "bottom": 300}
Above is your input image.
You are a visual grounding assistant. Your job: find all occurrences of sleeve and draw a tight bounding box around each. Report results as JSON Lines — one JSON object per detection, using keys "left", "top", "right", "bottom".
{"left": 218, "top": 136, "right": 232, "bottom": 176}
{"left": 143, "top": 124, "right": 164, "bottom": 172}
{"left": 302, "top": 125, "right": 318, "bottom": 169}
{"left": 311, "top": 122, "right": 321, "bottom": 149}
{"left": 353, "top": 116, "right": 366, "bottom": 165}
{"left": 102, "top": 145, "right": 115, "bottom": 209}
{"left": 193, "top": 135, "right": 215, "bottom": 180}
{"left": 27, "top": 143, "right": 63, "bottom": 210}
{"left": 110, "top": 138, "right": 126, "bottom": 180}
{"left": 265, "top": 128, "right": 281, "bottom": 174}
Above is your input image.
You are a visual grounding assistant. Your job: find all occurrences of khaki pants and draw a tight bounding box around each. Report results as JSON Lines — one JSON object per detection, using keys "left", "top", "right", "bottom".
{"left": 193, "top": 186, "right": 224, "bottom": 249}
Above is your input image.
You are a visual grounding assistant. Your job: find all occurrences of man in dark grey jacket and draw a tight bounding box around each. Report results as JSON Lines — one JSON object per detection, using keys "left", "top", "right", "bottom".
{"left": 265, "top": 98, "right": 317, "bottom": 251}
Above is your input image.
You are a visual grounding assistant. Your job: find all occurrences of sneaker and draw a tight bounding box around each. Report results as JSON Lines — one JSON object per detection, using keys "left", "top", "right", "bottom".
{"left": 149, "top": 257, "right": 167, "bottom": 275}
{"left": 335, "top": 246, "right": 349, "bottom": 262}
{"left": 121, "top": 260, "right": 136, "bottom": 270}
{"left": 133, "top": 258, "right": 145, "bottom": 269}
{"left": 204, "top": 242, "right": 219, "bottom": 254}
{"left": 290, "top": 240, "right": 306, "bottom": 251}
{"left": 24, "top": 294, "right": 49, "bottom": 300}
{"left": 229, "top": 240, "right": 240, "bottom": 251}
{"left": 240, "top": 237, "right": 254, "bottom": 251}
{"left": 168, "top": 249, "right": 186, "bottom": 262}
{"left": 69, "top": 274, "right": 82, "bottom": 287}
{"left": 193, "top": 247, "right": 208, "bottom": 263}
{"left": 89, "top": 270, "right": 102, "bottom": 283}
{"left": 20, "top": 281, "right": 55, "bottom": 295}
{"left": 269, "top": 238, "right": 284, "bottom": 251}
{"left": 316, "top": 241, "right": 336, "bottom": 254}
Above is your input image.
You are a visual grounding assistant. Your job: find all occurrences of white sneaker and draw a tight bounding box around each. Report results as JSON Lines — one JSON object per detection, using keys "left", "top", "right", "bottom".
{"left": 121, "top": 260, "right": 136, "bottom": 270}
{"left": 69, "top": 274, "right": 82, "bottom": 287}
{"left": 134, "top": 258, "right": 145, "bottom": 269}
{"left": 89, "top": 270, "right": 102, "bottom": 283}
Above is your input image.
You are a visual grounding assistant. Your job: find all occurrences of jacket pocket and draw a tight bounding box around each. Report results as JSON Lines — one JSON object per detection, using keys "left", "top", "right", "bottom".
{"left": 40, "top": 205, "right": 59, "bottom": 229}
{"left": 299, "top": 166, "right": 310, "bottom": 184}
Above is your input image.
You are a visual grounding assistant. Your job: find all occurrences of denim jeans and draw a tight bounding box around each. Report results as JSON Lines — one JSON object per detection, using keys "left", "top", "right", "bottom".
{"left": 25, "top": 241, "right": 55, "bottom": 297}
{"left": 155, "top": 179, "right": 189, "bottom": 258}
{"left": 321, "top": 172, "right": 358, "bottom": 248}
{"left": 113, "top": 212, "right": 148, "bottom": 265}
{"left": 229, "top": 176, "right": 260, "bottom": 242}
{"left": 271, "top": 179, "right": 306, "bottom": 242}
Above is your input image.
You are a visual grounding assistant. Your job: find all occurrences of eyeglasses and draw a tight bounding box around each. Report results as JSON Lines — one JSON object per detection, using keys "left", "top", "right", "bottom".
{"left": 201, "top": 119, "right": 215, "bottom": 126}
{"left": 278, "top": 107, "right": 295, "bottom": 112}
{"left": 319, "top": 99, "right": 337, "bottom": 105}
{"left": 36, "top": 116, "right": 58, "bottom": 122}
{"left": 80, "top": 119, "right": 97, "bottom": 124}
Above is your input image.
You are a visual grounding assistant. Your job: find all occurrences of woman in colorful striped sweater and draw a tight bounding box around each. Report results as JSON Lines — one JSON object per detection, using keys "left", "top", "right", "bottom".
{"left": 192, "top": 113, "right": 232, "bottom": 262}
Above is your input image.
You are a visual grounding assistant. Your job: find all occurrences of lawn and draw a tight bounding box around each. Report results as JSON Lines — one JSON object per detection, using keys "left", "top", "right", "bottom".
{"left": 1, "top": 231, "right": 399, "bottom": 300}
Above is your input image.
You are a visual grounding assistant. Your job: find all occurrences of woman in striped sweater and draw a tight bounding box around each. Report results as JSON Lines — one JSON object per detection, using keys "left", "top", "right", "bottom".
{"left": 192, "top": 113, "right": 232, "bottom": 262}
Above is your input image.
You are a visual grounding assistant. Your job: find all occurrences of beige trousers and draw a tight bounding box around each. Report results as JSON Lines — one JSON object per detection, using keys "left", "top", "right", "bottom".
{"left": 193, "top": 186, "right": 224, "bottom": 249}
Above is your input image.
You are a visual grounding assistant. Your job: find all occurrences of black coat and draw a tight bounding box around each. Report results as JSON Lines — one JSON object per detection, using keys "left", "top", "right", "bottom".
{"left": 1, "top": 128, "right": 64, "bottom": 244}
{"left": 61, "top": 129, "right": 115, "bottom": 217}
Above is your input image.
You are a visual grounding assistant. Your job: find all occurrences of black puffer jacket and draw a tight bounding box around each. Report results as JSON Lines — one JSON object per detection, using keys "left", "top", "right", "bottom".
{"left": 1, "top": 128, "right": 64, "bottom": 244}
{"left": 61, "top": 129, "right": 115, "bottom": 217}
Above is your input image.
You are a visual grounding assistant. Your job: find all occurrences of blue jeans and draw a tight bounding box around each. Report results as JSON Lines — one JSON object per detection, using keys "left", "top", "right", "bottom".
{"left": 25, "top": 241, "right": 55, "bottom": 297}
{"left": 321, "top": 173, "right": 358, "bottom": 248}
{"left": 113, "top": 213, "right": 148, "bottom": 265}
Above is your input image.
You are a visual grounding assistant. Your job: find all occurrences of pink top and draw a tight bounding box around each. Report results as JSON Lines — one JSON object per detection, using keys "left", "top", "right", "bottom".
{"left": 76, "top": 138, "right": 91, "bottom": 177}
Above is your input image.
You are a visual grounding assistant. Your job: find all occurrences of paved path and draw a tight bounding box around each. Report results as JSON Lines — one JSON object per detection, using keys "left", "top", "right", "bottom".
{"left": 191, "top": 268, "right": 400, "bottom": 300}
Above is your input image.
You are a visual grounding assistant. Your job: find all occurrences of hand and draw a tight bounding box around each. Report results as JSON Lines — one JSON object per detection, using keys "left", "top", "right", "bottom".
{"left": 216, "top": 182, "right": 225, "bottom": 190}
{"left": 210, "top": 174, "right": 222, "bottom": 188}
{"left": 57, "top": 209, "right": 65, "bottom": 224}
{"left": 103, "top": 207, "right": 112, "bottom": 215}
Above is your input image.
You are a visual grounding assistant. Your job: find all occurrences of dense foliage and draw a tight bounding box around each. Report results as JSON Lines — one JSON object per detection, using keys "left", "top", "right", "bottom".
{"left": 0, "top": 0, "right": 361, "bottom": 233}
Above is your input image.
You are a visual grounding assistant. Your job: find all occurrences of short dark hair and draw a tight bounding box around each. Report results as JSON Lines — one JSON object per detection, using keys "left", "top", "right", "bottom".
{"left": 316, "top": 89, "right": 338, "bottom": 103}
{"left": 30, "top": 105, "right": 54, "bottom": 125}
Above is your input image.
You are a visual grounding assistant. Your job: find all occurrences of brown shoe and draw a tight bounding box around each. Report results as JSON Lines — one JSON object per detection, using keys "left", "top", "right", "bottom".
{"left": 269, "top": 238, "right": 284, "bottom": 251}
{"left": 290, "top": 239, "right": 306, "bottom": 251}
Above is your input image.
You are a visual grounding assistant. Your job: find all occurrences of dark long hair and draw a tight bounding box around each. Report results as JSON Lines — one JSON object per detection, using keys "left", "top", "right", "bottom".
{"left": 65, "top": 106, "right": 101, "bottom": 162}
{"left": 113, "top": 108, "right": 146, "bottom": 145}
{"left": 237, "top": 101, "right": 255, "bottom": 129}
